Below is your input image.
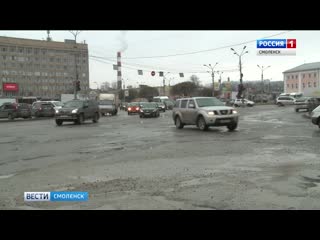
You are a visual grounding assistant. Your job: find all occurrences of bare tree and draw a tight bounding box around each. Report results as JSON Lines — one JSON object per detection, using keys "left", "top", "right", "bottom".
{"left": 190, "top": 75, "right": 201, "bottom": 87}
{"left": 111, "top": 81, "right": 118, "bottom": 89}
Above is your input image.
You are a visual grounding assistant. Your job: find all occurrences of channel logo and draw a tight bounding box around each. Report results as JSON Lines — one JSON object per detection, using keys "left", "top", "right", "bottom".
{"left": 24, "top": 192, "right": 89, "bottom": 202}
{"left": 256, "top": 39, "right": 296, "bottom": 56}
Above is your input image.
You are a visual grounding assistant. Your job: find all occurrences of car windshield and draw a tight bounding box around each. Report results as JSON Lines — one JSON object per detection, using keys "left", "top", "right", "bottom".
{"left": 314, "top": 105, "right": 320, "bottom": 112}
{"left": 99, "top": 100, "right": 113, "bottom": 105}
{"left": 140, "top": 103, "right": 157, "bottom": 108}
{"left": 129, "top": 102, "right": 139, "bottom": 106}
{"left": 64, "top": 101, "right": 84, "bottom": 108}
{"left": 196, "top": 98, "right": 224, "bottom": 107}
{"left": 52, "top": 102, "right": 64, "bottom": 106}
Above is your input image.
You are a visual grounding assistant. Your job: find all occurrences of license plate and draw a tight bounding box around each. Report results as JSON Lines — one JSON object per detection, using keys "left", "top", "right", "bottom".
{"left": 220, "top": 120, "right": 231, "bottom": 123}
{"left": 60, "top": 115, "right": 69, "bottom": 118}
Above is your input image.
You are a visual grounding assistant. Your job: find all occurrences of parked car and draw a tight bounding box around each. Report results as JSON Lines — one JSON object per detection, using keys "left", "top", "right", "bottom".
{"left": 172, "top": 97, "right": 239, "bottom": 131}
{"left": 139, "top": 102, "right": 160, "bottom": 118}
{"left": 311, "top": 105, "right": 320, "bottom": 128}
{"left": 55, "top": 99, "right": 100, "bottom": 126}
{"left": 276, "top": 96, "right": 295, "bottom": 106}
{"left": 0, "top": 102, "right": 32, "bottom": 120}
{"left": 294, "top": 97, "right": 312, "bottom": 112}
{"left": 127, "top": 102, "right": 140, "bottom": 115}
{"left": 32, "top": 102, "right": 55, "bottom": 118}
{"left": 234, "top": 98, "right": 255, "bottom": 107}
{"left": 157, "top": 102, "right": 166, "bottom": 112}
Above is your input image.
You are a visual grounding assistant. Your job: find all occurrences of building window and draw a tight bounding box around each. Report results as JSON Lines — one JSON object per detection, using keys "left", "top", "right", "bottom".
{"left": 291, "top": 84, "right": 294, "bottom": 88}
{"left": 296, "top": 83, "right": 298, "bottom": 89}
{"left": 287, "top": 76, "right": 289, "bottom": 80}
{"left": 296, "top": 75, "right": 298, "bottom": 79}
{"left": 303, "top": 83, "right": 305, "bottom": 88}
{"left": 19, "top": 48, "right": 24, "bottom": 53}
{"left": 314, "top": 82, "right": 317, "bottom": 88}
{"left": 11, "top": 56, "right": 15, "bottom": 60}
{"left": 2, "top": 47, "right": 7, "bottom": 52}
{"left": 10, "top": 47, "right": 15, "bottom": 52}
{"left": 314, "top": 73, "right": 317, "bottom": 78}
{"left": 302, "top": 74, "right": 305, "bottom": 78}
{"left": 3, "top": 55, "right": 6, "bottom": 60}
{"left": 309, "top": 73, "right": 311, "bottom": 78}
{"left": 308, "top": 82, "right": 311, "bottom": 88}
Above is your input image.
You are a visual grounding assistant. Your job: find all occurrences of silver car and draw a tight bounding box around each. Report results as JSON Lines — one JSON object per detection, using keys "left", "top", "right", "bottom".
{"left": 172, "top": 97, "right": 239, "bottom": 131}
{"left": 311, "top": 105, "right": 320, "bottom": 128}
{"left": 276, "top": 96, "right": 295, "bottom": 106}
{"left": 294, "top": 97, "right": 311, "bottom": 112}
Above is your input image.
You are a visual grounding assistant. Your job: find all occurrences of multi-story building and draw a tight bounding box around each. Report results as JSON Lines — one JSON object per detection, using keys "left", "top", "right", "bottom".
{"left": 283, "top": 62, "right": 320, "bottom": 96}
{"left": 0, "top": 36, "right": 89, "bottom": 99}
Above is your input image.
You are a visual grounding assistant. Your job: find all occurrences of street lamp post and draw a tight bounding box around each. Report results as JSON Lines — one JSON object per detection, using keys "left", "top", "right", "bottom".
{"left": 203, "top": 63, "right": 218, "bottom": 97}
{"left": 69, "top": 31, "right": 81, "bottom": 100}
{"left": 231, "top": 46, "right": 248, "bottom": 99}
{"left": 162, "top": 72, "right": 170, "bottom": 96}
{"left": 257, "top": 65, "right": 271, "bottom": 94}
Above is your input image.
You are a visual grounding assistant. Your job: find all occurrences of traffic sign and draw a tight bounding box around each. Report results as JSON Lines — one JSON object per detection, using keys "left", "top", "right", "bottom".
{"left": 151, "top": 71, "right": 155, "bottom": 76}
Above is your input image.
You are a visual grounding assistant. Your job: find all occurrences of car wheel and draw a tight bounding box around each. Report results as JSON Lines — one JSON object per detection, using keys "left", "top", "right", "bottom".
{"left": 92, "top": 112, "right": 99, "bottom": 123}
{"left": 175, "top": 116, "right": 184, "bottom": 129}
{"left": 128, "top": 112, "right": 131, "bottom": 115}
{"left": 157, "top": 112, "right": 160, "bottom": 117}
{"left": 77, "top": 114, "right": 84, "bottom": 124}
{"left": 197, "top": 116, "right": 208, "bottom": 131}
{"left": 277, "top": 102, "right": 282, "bottom": 107}
{"left": 8, "top": 113, "right": 14, "bottom": 120}
{"left": 227, "top": 123, "right": 238, "bottom": 131}
{"left": 140, "top": 114, "right": 143, "bottom": 118}
{"left": 56, "top": 119, "right": 63, "bottom": 126}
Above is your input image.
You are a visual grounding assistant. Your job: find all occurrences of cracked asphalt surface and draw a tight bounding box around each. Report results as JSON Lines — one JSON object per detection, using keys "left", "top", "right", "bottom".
{"left": 0, "top": 105, "right": 320, "bottom": 209}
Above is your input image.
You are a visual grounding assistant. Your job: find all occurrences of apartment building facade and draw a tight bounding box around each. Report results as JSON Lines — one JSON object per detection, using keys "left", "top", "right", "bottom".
{"left": 283, "top": 62, "right": 320, "bottom": 97}
{"left": 0, "top": 36, "right": 89, "bottom": 99}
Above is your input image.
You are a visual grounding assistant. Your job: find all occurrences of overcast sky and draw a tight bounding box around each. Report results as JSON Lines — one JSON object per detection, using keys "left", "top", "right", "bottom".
{"left": 0, "top": 30, "right": 319, "bottom": 89}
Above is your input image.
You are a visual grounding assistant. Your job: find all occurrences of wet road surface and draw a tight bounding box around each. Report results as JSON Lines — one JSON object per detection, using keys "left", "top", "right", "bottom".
{"left": 0, "top": 105, "right": 320, "bottom": 209}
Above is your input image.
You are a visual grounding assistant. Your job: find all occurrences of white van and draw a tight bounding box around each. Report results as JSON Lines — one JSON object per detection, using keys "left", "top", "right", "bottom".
{"left": 153, "top": 96, "right": 169, "bottom": 103}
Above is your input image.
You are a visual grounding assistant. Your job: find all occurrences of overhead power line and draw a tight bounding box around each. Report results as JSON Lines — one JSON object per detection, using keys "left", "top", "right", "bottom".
{"left": 90, "top": 31, "right": 293, "bottom": 60}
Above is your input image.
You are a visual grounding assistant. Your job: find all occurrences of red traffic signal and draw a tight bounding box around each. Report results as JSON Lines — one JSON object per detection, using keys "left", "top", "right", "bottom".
{"left": 151, "top": 71, "right": 155, "bottom": 76}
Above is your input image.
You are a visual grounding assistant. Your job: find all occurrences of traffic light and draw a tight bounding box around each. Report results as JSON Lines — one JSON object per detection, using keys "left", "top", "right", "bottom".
{"left": 76, "top": 80, "right": 81, "bottom": 91}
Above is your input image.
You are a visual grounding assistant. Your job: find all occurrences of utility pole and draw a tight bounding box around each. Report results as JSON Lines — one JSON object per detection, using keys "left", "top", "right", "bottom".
{"left": 203, "top": 63, "right": 218, "bottom": 97}
{"left": 257, "top": 65, "right": 271, "bottom": 94}
{"left": 69, "top": 31, "right": 81, "bottom": 100}
{"left": 231, "top": 46, "right": 248, "bottom": 99}
{"left": 163, "top": 72, "right": 170, "bottom": 96}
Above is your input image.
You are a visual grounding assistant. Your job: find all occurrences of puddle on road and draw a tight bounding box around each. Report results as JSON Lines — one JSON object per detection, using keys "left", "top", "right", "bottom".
{"left": 262, "top": 135, "right": 284, "bottom": 140}
{"left": 0, "top": 174, "right": 15, "bottom": 179}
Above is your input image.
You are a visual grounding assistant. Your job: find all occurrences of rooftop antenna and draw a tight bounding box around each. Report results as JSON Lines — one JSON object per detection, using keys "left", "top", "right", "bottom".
{"left": 47, "top": 30, "right": 52, "bottom": 41}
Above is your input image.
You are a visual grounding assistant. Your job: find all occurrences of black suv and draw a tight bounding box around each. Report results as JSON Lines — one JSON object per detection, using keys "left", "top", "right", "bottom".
{"left": 55, "top": 100, "right": 100, "bottom": 126}
{"left": 0, "top": 102, "right": 32, "bottom": 120}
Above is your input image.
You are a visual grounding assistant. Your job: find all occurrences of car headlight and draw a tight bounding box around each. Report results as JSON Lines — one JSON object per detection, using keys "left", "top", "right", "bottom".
{"left": 72, "top": 109, "right": 78, "bottom": 113}
{"left": 207, "top": 111, "right": 215, "bottom": 115}
{"left": 232, "top": 110, "right": 238, "bottom": 114}
{"left": 128, "top": 107, "right": 132, "bottom": 111}
{"left": 140, "top": 109, "right": 143, "bottom": 112}
{"left": 55, "top": 110, "right": 59, "bottom": 114}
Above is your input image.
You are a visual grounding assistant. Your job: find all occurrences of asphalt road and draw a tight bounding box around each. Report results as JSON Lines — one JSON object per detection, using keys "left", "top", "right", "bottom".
{"left": 0, "top": 105, "right": 320, "bottom": 210}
